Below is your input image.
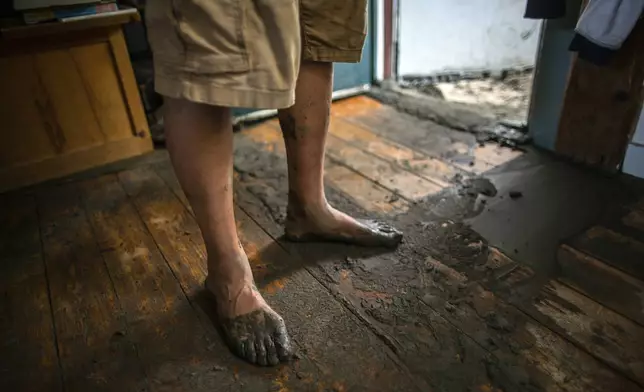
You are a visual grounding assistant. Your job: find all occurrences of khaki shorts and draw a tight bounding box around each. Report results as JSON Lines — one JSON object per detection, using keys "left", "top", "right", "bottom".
{"left": 145, "top": 0, "right": 368, "bottom": 109}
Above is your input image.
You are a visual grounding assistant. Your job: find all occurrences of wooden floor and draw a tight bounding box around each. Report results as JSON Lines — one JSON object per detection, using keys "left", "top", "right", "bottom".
{"left": 2, "top": 96, "right": 644, "bottom": 392}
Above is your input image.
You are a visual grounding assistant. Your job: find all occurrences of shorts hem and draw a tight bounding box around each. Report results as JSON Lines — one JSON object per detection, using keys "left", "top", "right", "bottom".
{"left": 155, "top": 74, "right": 295, "bottom": 109}
{"left": 304, "top": 47, "right": 363, "bottom": 63}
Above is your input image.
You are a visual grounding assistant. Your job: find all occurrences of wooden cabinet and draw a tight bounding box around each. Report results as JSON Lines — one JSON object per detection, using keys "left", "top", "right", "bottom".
{"left": 0, "top": 12, "right": 153, "bottom": 192}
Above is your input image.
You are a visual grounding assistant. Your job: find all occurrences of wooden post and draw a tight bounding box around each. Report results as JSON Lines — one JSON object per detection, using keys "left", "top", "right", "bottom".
{"left": 555, "top": 17, "right": 644, "bottom": 171}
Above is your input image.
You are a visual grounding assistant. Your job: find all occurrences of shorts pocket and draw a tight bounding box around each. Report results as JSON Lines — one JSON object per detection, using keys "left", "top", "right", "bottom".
{"left": 147, "top": 0, "right": 250, "bottom": 74}
{"left": 301, "top": 0, "right": 368, "bottom": 51}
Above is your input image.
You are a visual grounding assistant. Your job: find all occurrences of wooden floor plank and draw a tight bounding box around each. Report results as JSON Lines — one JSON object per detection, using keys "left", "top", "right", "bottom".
{"left": 488, "top": 247, "right": 644, "bottom": 388}
{"left": 236, "top": 121, "right": 285, "bottom": 153}
{"left": 534, "top": 280, "right": 644, "bottom": 387}
{"left": 35, "top": 184, "right": 148, "bottom": 392}
{"left": 153, "top": 161, "right": 422, "bottom": 391}
{"left": 558, "top": 244, "right": 644, "bottom": 326}
{"left": 229, "top": 156, "right": 637, "bottom": 391}
{"left": 324, "top": 135, "right": 443, "bottom": 200}
{"left": 118, "top": 167, "right": 323, "bottom": 391}
{"left": 117, "top": 168, "right": 207, "bottom": 299}
{"left": 238, "top": 119, "right": 442, "bottom": 202}
{"left": 78, "top": 175, "right": 246, "bottom": 391}
{"left": 330, "top": 95, "right": 384, "bottom": 117}
{"left": 0, "top": 193, "right": 62, "bottom": 392}
{"left": 421, "top": 253, "right": 643, "bottom": 392}
{"left": 484, "top": 248, "right": 644, "bottom": 388}
{"left": 235, "top": 122, "right": 408, "bottom": 214}
{"left": 238, "top": 120, "right": 440, "bottom": 203}
{"left": 344, "top": 105, "right": 522, "bottom": 173}
{"left": 568, "top": 226, "right": 644, "bottom": 281}
{"left": 235, "top": 203, "right": 423, "bottom": 392}
{"left": 623, "top": 209, "right": 644, "bottom": 232}
{"left": 343, "top": 106, "right": 475, "bottom": 155}
{"left": 324, "top": 161, "right": 409, "bottom": 213}
{"left": 328, "top": 116, "right": 461, "bottom": 187}
{"left": 232, "top": 178, "right": 518, "bottom": 391}
{"left": 233, "top": 172, "right": 642, "bottom": 391}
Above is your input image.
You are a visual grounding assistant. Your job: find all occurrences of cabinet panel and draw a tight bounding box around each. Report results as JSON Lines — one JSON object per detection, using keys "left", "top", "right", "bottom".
{"left": 0, "top": 55, "right": 57, "bottom": 167}
{"left": 34, "top": 48, "right": 105, "bottom": 152}
{"left": 70, "top": 42, "right": 135, "bottom": 142}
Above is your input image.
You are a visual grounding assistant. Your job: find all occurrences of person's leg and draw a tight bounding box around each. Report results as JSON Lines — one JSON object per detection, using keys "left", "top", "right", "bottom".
{"left": 278, "top": 61, "right": 403, "bottom": 247}
{"left": 146, "top": 0, "right": 300, "bottom": 366}
{"left": 164, "top": 98, "right": 292, "bottom": 366}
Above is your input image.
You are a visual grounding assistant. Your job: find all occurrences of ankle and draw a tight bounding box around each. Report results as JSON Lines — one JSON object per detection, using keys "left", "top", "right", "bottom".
{"left": 286, "top": 191, "right": 328, "bottom": 220}
{"left": 205, "top": 239, "right": 246, "bottom": 262}
{"left": 207, "top": 251, "right": 251, "bottom": 279}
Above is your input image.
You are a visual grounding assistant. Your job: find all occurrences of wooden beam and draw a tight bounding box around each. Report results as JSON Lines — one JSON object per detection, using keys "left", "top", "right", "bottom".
{"left": 555, "top": 18, "right": 644, "bottom": 171}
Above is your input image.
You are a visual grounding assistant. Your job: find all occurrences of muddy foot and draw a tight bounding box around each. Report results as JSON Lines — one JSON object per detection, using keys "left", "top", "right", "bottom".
{"left": 284, "top": 205, "right": 403, "bottom": 248}
{"left": 220, "top": 307, "right": 293, "bottom": 366}
{"left": 205, "top": 275, "right": 293, "bottom": 366}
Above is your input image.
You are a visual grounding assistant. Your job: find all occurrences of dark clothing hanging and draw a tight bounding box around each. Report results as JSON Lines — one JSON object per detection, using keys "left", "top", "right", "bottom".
{"left": 525, "top": 0, "right": 566, "bottom": 19}
{"left": 568, "top": 34, "right": 615, "bottom": 66}
{"left": 525, "top": 0, "right": 643, "bottom": 66}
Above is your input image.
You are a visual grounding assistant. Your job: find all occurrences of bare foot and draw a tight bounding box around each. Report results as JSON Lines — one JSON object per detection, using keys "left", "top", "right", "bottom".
{"left": 284, "top": 202, "right": 403, "bottom": 248}
{"left": 205, "top": 253, "right": 293, "bottom": 366}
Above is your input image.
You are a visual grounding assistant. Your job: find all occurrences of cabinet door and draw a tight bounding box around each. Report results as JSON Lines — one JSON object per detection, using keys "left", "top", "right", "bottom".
{"left": 0, "top": 28, "right": 152, "bottom": 191}
{"left": 0, "top": 54, "right": 58, "bottom": 168}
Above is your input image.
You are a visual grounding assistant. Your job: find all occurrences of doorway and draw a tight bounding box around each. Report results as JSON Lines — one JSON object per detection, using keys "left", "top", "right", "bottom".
{"left": 395, "top": 0, "right": 542, "bottom": 125}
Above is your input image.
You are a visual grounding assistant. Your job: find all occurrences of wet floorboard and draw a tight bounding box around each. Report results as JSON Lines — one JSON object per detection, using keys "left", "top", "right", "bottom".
{"left": 1, "top": 96, "right": 643, "bottom": 391}
{"left": 0, "top": 194, "right": 61, "bottom": 392}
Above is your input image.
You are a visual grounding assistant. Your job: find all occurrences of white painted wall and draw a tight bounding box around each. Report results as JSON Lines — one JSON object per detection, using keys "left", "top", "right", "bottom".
{"left": 398, "top": 0, "right": 542, "bottom": 76}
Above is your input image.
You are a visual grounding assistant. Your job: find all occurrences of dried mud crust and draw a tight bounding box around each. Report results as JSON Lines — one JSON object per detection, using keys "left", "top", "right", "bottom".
{"left": 219, "top": 307, "right": 293, "bottom": 366}
{"left": 284, "top": 218, "right": 404, "bottom": 248}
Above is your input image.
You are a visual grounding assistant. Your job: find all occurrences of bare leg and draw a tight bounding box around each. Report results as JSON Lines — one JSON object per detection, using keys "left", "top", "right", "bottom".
{"left": 278, "top": 61, "right": 403, "bottom": 247}
{"left": 164, "top": 97, "right": 292, "bottom": 366}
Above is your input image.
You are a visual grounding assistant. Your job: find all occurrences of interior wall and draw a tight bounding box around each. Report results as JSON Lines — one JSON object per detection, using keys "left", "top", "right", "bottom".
{"left": 623, "top": 108, "right": 644, "bottom": 178}
{"left": 398, "top": 0, "right": 541, "bottom": 76}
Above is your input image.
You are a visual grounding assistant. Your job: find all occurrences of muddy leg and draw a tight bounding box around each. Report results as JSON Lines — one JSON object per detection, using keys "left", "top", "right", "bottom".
{"left": 278, "top": 61, "right": 403, "bottom": 248}
{"left": 164, "top": 97, "right": 292, "bottom": 366}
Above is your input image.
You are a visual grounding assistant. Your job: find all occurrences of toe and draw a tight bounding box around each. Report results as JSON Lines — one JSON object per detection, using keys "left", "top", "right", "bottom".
{"left": 377, "top": 222, "right": 403, "bottom": 240}
{"left": 376, "top": 221, "right": 395, "bottom": 233}
{"left": 273, "top": 329, "right": 293, "bottom": 361}
{"left": 221, "top": 308, "right": 293, "bottom": 366}
{"left": 264, "top": 336, "right": 280, "bottom": 366}
{"left": 255, "top": 337, "right": 268, "bottom": 367}
{"left": 237, "top": 339, "right": 247, "bottom": 359}
{"left": 380, "top": 222, "right": 401, "bottom": 235}
{"left": 362, "top": 220, "right": 400, "bottom": 235}
{"left": 362, "top": 220, "right": 403, "bottom": 246}
{"left": 244, "top": 340, "right": 257, "bottom": 364}
{"left": 269, "top": 314, "right": 293, "bottom": 361}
